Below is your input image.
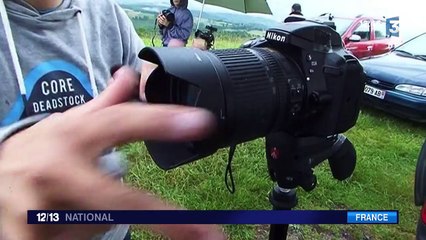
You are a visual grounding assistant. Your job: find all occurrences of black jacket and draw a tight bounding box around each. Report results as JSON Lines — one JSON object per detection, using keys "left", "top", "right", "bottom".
{"left": 284, "top": 12, "right": 305, "bottom": 23}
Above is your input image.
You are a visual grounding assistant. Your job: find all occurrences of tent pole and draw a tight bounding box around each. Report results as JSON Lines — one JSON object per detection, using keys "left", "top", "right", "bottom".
{"left": 196, "top": 0, "right": 206, "bottom": 31}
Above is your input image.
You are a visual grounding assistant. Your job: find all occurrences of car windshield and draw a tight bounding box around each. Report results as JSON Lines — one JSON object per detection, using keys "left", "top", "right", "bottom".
{"left": 395, "top": 32, "right": 426, "bottom": 58}
{"left": 333, "top": 18, "right": 354, "bottom": 35}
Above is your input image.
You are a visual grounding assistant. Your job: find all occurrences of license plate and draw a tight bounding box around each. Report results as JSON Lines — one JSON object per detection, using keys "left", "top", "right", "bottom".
{"left": 364, "top": 85, "right": 386, "bottom": 99}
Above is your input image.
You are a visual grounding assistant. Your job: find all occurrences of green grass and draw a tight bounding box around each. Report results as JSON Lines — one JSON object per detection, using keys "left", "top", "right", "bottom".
{"left": 124, "top": 36, "right": 426, "bottom": 239}
{"left": 139, "top": 32, "right": 255, "bottom": 49}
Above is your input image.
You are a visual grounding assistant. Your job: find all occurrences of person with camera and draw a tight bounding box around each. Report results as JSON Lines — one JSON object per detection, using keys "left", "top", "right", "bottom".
{"left": 157, "top": 0, "right": 193, "bottom": 47}
{"left": 283, "top": 3, "right": 305, "bottom": 23}
{"left": 0, "top": 0, "right": 226, "bottom": 239}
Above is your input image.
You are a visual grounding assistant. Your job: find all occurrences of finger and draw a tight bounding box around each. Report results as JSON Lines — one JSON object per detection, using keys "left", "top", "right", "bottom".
{"left": 0, "top": 186, "right": 43, "bottom": 240}
{"left": 47, "top": 168, "right": 222, "bottom": 240}
{"left": 77, "top": 103, "right": 216, "bottom": 156}
{"left": 52, "top": 225, "right": 109, "bottom": 240}
{"left": 140, "top": 61, "right": 158, "bottom": 101}
{"left": 74, "top": 66, "right": 140, "bottom": 115}
{"left": 27, "top": 164, "right": 113, "bottom": 239}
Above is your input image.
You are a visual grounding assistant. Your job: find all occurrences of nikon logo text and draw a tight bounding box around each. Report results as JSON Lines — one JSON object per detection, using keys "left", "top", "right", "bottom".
{"left": 266, "top": 32, "right": 286, "bottom": 43}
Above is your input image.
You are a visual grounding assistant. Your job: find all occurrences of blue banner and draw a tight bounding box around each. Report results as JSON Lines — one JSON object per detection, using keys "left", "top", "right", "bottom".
{"left": 347, "top": 211, "right": 398, "bottom": 224}
{"left": 27, "top": 210, "right": 399, "bottom": 225}
{"left": 386, "top": 16, "right": 400, "bottom": 37}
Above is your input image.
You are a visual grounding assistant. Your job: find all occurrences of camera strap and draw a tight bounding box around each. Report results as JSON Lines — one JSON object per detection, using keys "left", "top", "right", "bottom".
{"left": 225, "top": 144, "right": 237, "bottom": 194}
{"left": 152, "top": 18, "right": 158, "bottom": 47}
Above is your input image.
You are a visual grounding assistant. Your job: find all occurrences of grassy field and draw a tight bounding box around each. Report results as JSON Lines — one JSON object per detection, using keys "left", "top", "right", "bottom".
{"left": 124, "top": 35, "right": 426, "bottom": 239}
{"left": 139, "top": 32, "right": 256, "bottom": 49}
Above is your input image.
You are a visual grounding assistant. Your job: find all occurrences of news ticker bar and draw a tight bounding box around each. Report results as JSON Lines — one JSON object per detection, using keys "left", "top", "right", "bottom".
{"left": 28, "top": 210, "right": 398, "bottom": 225}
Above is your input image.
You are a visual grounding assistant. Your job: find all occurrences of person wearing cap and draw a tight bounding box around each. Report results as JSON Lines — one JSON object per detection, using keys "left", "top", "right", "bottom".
{"left": 284, "top": 3, "right": 306, "bottom": 23}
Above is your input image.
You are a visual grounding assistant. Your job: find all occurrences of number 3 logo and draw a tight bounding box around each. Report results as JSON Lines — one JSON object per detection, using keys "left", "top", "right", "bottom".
{"left": 389, "top": 20, "right": 400, "bottom": 34}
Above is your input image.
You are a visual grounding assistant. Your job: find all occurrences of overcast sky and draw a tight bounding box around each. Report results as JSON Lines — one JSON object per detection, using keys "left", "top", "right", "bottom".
{"left": 187, "top": 0, "right": 425, "bottom": 40}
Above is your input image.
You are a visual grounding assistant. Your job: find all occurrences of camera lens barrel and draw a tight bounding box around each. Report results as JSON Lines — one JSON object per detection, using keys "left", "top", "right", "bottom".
{"left": 211, "top": 48, "right": 304, "bottom": 144}
{"left": 139, "top": 46, "right": 304, "bottom": 169}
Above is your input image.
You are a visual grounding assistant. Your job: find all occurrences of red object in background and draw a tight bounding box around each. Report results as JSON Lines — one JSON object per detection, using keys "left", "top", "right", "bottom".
{"left": 422, "top": 203, "right": 426, "bottom": 224}
{"left": 270, "top": 147, "right": 280, "bottom": 160}
{"left": 332, "top": 15, "right": 402, "bottom": 59}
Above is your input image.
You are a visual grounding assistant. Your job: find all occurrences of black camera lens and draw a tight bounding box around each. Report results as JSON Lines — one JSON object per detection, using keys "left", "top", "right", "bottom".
{"left": 140, "top": 46, "right": 304, "bottom": 169}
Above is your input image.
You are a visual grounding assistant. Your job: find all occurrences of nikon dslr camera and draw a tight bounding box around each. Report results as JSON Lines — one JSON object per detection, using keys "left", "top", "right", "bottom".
{"left": 138, "top": 20, "right": 366, "bottom": 170}
{"left": 161, "top": 9, "right": 175, "bottom": 25}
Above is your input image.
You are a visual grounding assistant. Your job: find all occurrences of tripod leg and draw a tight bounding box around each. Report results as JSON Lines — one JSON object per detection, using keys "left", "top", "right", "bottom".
{"left": 268, "top": 186, "right": 298, "bottom": 240}
{"left": 269, "top": 224, "right": 289, "bottom": 240}
{"left": 265, "top": 132, "right": 303, "bottom": 240}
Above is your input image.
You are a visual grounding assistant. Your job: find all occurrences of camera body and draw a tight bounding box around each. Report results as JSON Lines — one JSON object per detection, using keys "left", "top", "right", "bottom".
{"left": 161, "top": 9, "right": 175, "bottom": 25}
{"left": 138, "top": 20, "right": 366, "bottom": 170}
{"left": 194, "top": 25, "right": 218, "bottom": 50}
{"left": 311, "top": 13, "right": 337, "bottom": 30}
{"left": 241, "top": 21, "right": 363, "bottom": 137}
{"left": 206, "top": 25, "right": 218, "bottom": 33}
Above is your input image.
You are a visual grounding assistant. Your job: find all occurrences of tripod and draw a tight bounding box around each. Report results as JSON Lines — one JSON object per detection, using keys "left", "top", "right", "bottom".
{"left": 265, "top": 132, "right": 356, "bottom": 240}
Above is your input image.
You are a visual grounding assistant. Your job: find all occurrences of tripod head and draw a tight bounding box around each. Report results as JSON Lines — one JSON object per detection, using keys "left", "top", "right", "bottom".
{"left": 194, "top": 25, "right": 218, "bottom": 50}
{"left": 265, "top": 132, "right": 356, "bottom": 240}
{"left": 266, "top": 133, "right": 356, "bottom": 191}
